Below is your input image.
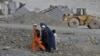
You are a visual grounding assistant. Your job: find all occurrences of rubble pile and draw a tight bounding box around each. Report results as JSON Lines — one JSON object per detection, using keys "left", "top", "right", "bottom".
{"left": 0, "top": 12, "right": 67, "bottom": 26}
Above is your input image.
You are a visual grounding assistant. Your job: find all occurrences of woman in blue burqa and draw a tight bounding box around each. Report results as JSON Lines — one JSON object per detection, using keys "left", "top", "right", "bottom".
{"left": 40, "top": 22, "right": 56, "bottom": 52}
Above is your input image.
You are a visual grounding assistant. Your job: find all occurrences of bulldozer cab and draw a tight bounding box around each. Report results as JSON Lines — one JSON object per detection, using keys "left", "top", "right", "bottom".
{"left": 77, "top": 8, "right": 87, "bottom": 16}
{"left": 62, "top": 8, "right": 99, "bottom": 29}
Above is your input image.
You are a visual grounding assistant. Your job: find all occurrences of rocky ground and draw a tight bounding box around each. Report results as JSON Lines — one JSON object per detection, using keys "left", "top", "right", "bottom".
{"left": 0, "top": 27, "right": 100, "bottom": 56}
{"left": 0, "top": 11, "right": 99, "bottom": 56}
{"left": 0, "top": 1, "right": 99, "bottom": 55}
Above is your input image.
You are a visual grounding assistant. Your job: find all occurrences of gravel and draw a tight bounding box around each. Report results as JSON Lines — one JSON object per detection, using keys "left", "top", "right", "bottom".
{"left": 0, "top": 12, "right": 67, "bottom": 27}
{"left": 0, "top": 27, "right": 98, "bottom": 56}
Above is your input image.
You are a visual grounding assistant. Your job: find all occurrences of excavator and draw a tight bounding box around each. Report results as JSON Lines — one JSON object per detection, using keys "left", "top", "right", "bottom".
{"left": 63, "top": 8, "right": 99, "bottom": 29}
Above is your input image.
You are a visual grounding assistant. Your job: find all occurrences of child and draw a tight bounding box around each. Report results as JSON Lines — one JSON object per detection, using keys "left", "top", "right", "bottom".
{"left": 32, "top": 24, "right": 45, "bottom": 52}
{"left": 52, "top": 29, "right": 59, "bottom": 51}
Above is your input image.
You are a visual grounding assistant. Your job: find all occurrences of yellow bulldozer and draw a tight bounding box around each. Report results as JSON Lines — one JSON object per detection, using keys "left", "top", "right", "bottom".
{"left": 63, "top": 8, "right": 99, "bottom": 29}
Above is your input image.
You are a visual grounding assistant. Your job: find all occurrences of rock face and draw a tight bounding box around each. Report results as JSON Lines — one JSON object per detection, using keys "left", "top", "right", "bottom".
{"left": 13, "top": 0, "right": 100, "bottom": 16}
{"left": 0, "top": 0, "right": 99, "bottom": 27}
{"left": 39, "top": 5, "right": 72, "bottom": 20}
{"left": 0, "top": 0, "right": 100, "bottom": 26}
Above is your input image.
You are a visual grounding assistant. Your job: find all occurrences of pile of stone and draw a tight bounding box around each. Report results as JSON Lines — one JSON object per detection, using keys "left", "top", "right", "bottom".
{"left": 0, "top": 12, "right": 67, "bottom": 26}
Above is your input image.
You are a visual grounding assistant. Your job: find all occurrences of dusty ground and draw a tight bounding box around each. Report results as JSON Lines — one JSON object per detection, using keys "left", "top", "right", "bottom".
{"left": 0, "top": 0, "right": 99, "bottom": 56}
{"left": 0, "top": 24, "right": 100, "bottom": 56}
{"left": 0, "top": 5, "right": 99, "bottom": 55}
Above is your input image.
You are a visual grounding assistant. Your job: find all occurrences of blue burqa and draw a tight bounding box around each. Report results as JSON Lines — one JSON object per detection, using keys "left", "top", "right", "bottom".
{"left": 40, "top": 23, "right": 56, "bottom": 50}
